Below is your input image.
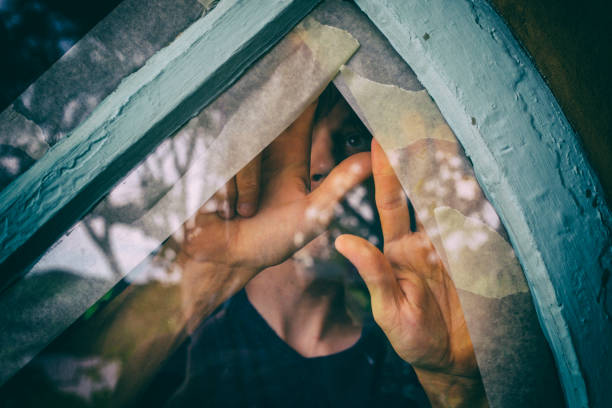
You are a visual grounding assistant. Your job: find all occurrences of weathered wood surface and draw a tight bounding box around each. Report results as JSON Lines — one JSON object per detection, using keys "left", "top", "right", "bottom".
{"left": 0, "top": 0, "right": 205, "bottom": 191}
{"left": 354, "top": 0, "right": 611, "bottom": 407}
{"left": 0, "top": 0, "right": 322, "bottom": 290}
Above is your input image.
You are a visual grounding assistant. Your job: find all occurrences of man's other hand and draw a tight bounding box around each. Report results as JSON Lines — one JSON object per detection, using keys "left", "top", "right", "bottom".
{"left": 335, "top": 140, "right": 487, "bottom": 408}
{"left": 178, "top": 102, "right": 372, "bottom": 273}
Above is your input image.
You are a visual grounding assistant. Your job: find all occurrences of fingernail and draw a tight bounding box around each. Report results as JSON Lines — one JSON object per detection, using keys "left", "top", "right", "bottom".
{"left": 238, "top": 203, "right": 255, "bottom": 217}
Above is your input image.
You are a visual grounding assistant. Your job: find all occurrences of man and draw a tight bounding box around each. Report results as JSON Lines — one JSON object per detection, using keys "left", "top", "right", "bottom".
{"left": 139, "top": 84, "right": 487, "bottom": 407}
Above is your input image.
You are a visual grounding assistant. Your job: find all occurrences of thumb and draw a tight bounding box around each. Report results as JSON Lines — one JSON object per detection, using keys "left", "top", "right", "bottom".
{"left": 335, "top": 234, "right": 398, "bottom": 308}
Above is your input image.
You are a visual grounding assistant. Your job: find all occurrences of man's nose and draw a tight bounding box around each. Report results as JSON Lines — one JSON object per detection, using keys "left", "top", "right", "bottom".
{"left": 310, "top": 133, "right": 335, "bottom": 190}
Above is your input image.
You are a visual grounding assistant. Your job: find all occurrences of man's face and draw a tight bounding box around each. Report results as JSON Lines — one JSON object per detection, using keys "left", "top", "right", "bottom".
{"left": 309, "top": 98, "right": 372, "bottom": 191}
{"left": 291, "top": 96, "right": 380, "bottom": 279}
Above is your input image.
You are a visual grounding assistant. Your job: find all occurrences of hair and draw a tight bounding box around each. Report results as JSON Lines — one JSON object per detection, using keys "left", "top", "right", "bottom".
{"left": 314, "top": 83, "right": 342, "bottom": 123}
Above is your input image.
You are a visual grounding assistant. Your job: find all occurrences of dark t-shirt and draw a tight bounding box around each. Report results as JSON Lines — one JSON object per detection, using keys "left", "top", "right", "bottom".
{"left": 139, "top": 290, "right": 429, "bottom": 408}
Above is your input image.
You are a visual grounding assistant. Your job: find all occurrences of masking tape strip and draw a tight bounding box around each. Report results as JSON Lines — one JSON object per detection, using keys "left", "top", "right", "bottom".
{"left": 0, "top": 18, "right": 359, "bottom": 385}
{"left": 434, "top": 206, "right": 528, "bottom": 298}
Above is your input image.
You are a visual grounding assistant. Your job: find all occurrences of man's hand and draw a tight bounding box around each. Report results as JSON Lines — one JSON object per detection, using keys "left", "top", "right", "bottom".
{"left": 174, "top": 103, "right": 371, "bottom": 329}
{"left": 180, "top": 102, "right": 371, "bottom": 270}
{"left": 335, "top": 140, "right": 487, "bottom": 408}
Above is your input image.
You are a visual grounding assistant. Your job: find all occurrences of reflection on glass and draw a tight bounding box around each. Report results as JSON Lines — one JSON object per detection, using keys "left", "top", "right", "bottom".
{"left": 0, "top": 84, "right": 488, "bottom": 408}
{"left": 0, "top": 2, "right": 566, "bottom": 406}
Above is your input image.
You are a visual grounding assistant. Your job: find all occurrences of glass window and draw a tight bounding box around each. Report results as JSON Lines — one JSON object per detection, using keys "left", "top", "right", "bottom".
{"left": 0, "top": 2, "right": 565, "bottom": 407}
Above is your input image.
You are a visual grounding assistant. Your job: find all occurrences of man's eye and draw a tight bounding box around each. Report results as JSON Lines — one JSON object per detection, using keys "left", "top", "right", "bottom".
{"left": 332, "top": 130, "right": 372, "bottom": 161}
{"left": 344, "top": 134, "right": 370, "bottom": 151}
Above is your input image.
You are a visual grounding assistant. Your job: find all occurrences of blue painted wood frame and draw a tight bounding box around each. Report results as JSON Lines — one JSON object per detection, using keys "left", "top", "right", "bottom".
{"left": 352, "top": 0, "right": 611, "bottom": 407}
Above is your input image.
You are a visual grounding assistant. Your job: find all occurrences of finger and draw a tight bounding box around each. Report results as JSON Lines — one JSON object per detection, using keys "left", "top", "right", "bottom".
{"left": 263, "top": 102, "right": 317, "bottom": 190}
{"left": 236, "top": 154, "right": 262, "bottom": 217}
{"left": 306, "top": 152, "right": 372, "bottom": 231}
{"left": 372, "top": 139, "right": 412, "bottom": 243}
{"left": 335, "top": 234, "right": 399, "bottom": 313}
{"left": 214, "top": 178, "right": 237, "bottom": 219}
{"left": 404, "top": 206, "right": 441, "bottom": 276}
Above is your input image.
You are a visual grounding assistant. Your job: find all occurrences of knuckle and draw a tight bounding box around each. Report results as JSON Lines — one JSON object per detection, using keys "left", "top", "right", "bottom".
{"left": 377, "top": 191, "right": 405, "bottom": 211}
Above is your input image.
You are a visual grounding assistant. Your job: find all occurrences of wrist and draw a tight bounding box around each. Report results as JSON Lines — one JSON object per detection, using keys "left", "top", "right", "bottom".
{"left": 173, "top": 252, "right": 259, "bottom": 331}
{"left": 413, "top": 368, "right": 488, "bottom": 408}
